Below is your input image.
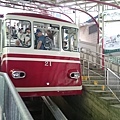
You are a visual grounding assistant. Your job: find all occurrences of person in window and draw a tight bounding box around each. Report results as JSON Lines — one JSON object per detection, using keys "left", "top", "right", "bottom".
{"left": 63, "top": 41, "right": 67, "bottom": 50}
{"left": 18, "top": 28, "right": 23, "bottom": 39}
{"left": 15, "top": 40, "right": 22, "bottom": 47}
{"left": 34, "top": 29, "right": 40, "bottom": 48}
{"left": 12, "top": 26, "right": 17, "bottom": 39}
{"left": 22, "top": 28, "right": 31, "bottom": 46}
{"left": 17, "top": 28, "right": 24, "bottom": 44}
{"left": 46, "top": 30, "right": 53, "bottom": 41}
{"left": 36, "top": 30, "right": 46, "bottom": 50}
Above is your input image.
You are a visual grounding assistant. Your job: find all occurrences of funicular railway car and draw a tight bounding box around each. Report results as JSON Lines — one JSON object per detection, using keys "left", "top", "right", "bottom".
{"left": 0, "top": 12, "right": 82, "bottom": 97}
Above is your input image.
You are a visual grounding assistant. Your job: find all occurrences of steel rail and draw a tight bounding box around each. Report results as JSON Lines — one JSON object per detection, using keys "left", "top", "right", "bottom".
{"left": 42, "top": 96, "right": 68, "bottom": 120}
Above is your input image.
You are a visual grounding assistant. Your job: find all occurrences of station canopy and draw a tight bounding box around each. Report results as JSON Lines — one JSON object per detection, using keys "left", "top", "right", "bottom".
{"left": 0, "top": 0, "right": 120, "bottom": 23}
{"left": 0, "top": 0, "right": 120, "bottom": 13}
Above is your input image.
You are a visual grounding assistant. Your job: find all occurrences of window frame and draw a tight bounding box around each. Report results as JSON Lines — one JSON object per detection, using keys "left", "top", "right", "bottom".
{"left": 4, "top": 19, "right": 31, "bottom": 48}
{"left": 61, "top": 26, "right": 78, "bottom": 52}
{"left": 33, "top": 21, "right": 60, "bottom": 51}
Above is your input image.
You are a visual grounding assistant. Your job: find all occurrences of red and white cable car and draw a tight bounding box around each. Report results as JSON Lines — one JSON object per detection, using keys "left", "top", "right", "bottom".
{"left": 0, "top": 12, "right": 82, "bottom": 97}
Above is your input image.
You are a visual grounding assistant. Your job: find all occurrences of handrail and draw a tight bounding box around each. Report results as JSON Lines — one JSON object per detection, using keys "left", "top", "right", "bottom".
{"left": 0, "top": 72, "right": 33, "bottom": 120}
{"left": 81, "top": 49, "right": 120, "bottom": 102}
{"left": 81, "top": 47, "right": 114, "bottom": 57}
{"left": 81, "top": 48, "right": 118, "bottom": 76}
{"left": 107, "top": 88, "right": 120, "bottom": 102}
{"left": 82, "top": 57, "right": 105, "bottom": 81}
{"left": 82, "top": 58, "right": 105, "bottom": 68}
{"left": 81, "top": 47, "right": 120, "bottom": 62}
{"left": 84, "top": 66, "right": 105, "bottom": 78}
{"left": 81, "top": 48, "right": 120, "bottom": 78}
{"left": 107, "top": 68, "right": 120, "bottom": 81}
{"left": 106, "top": 68, "right": 120, "bottom": 102}
{"left": 81, "top": 47, "right": 106, "bottom": 56}
{"left": 81, "top": 52, "right": 105, "bottom": 61}
{"left": 81, "top": 47, "right": 120, "bottom": 67}
{"left": 81, "top": 51, "right": 112, "bottom": 67}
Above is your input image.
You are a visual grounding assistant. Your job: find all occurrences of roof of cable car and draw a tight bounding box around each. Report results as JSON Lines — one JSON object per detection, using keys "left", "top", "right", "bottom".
{"left": 7, "top": 12, "right": 72, "bottom": 23}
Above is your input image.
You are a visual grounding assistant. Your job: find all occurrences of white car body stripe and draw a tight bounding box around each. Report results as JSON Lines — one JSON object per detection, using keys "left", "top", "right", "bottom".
{"left": 16, "top": 86, "right": 82, "bottom": 92}
{"left": 2, "top": 57, "right": 80, "bottom": 63}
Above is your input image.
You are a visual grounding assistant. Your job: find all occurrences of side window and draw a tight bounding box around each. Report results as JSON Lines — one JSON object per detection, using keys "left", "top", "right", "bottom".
{"left": 62, "top": 26, "right": 78, "bottom": 52}
{"left": 33, "top": 22, "right": 60, "bottom": 51}
{"left": 5, "top": 19, "right": 31, "bottom": 47}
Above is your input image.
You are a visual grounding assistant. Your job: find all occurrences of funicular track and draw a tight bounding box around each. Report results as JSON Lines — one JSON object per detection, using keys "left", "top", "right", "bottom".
{"left": 22, "top": 96, "right": 68, "bottom": 120}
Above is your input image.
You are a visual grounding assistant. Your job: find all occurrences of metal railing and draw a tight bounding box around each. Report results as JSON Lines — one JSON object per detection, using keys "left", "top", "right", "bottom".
{"left": 81, "top": 47, "right": 120, "bottom": 75}
{"left": 80, "top": 47, "right": 106, "bottom": 80}
{"left": 107, "top": 68, "right": 120, "bottom": 102}
{"left": 0, "top": 72, "right": 33, "bottom": 120}
{"left": 80, "top": 47, "right": 120, "bottom": 102}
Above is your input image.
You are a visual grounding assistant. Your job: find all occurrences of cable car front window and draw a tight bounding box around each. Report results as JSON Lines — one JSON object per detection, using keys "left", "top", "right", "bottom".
{"left": 5, "top": 19, "right": 31, "bottom": 47}
{"left": 62, "top": 26, "right": 78, "bottom": 52}
{"left": 33, "top": 21, "right": 60, "bottom": 51}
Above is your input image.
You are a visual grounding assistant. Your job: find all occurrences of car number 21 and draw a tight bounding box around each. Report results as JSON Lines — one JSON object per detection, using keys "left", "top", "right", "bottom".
{"left": 45, "top": 61, "right": 52, "bottom": 66}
